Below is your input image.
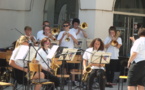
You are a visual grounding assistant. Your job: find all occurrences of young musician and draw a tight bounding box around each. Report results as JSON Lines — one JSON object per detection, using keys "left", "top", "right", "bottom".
{"left": 104, "top": 26, "right": 122, "bottom": 87}
{"left": 71, "top": 18, "right": 87, "bottom": 39}
{"left": 57, "top": 21, "right": 78, "bottom": 48}
{"left": 24, "top": 26, "right": 37, "bottom": 45}
{"left": 83, "top": 38, "right": 106, "bottom": 90}
{"left": 36, "top": 37, "right": 60, "bottom": 88}
{"left": 37, "top": 21, "right": 50, "bottom": 40}
{"left": 9, "top": 35, "right": 44, "bottom": 90}
{"left": 127, "top": 28, "right": 145, "bottom": 90}
{"left": 38, "top": 25, "right": 56, "bottom": 41}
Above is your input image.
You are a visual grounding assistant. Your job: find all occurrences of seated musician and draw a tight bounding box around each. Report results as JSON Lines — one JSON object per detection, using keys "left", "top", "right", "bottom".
{"left": 83, "top": 38, "right": 106, "bottom": 90}
{"left": 9, "top": 35, "right": 44, "bottom": 90}
{"left": 35, "top": 37, "right": 60, "bottom": 89}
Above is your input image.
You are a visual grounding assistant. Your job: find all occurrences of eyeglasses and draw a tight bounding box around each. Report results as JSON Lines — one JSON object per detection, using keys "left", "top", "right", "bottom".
{"left": 63, "top": 25, "right": 69, "bottom": 27}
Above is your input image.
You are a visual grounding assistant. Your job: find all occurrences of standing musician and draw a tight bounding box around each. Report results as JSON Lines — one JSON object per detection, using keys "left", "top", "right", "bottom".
{"left": 9, "top": 35, "right": 44, "bottom": 90}
{"left": 83, "top": 38, "right": 106, "bottom": 90}
{"left": 24, "top": 26, "right": 37, "bottom": 45}
{"left": 127, "top": 28, "right": 145, "bottom": 90}
{"left": 37, "top": 21, "right": 50, "bottom": 40}
{"left": 57, "top": 21, "right": 78, "bottom": 48}
{"left": 35, "top": 37, "right": 60, "bottom": 89}
{"left": 38, "top": 25, "right": 56, "bottom": 41}
{"left": 71, "top": 18, "right": 87, "bottom": 39}
{"left": 104, "top": 26, "right": 122, "bottom": 87}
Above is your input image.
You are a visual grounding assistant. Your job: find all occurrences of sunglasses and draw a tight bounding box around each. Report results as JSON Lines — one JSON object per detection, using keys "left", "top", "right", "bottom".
{"left": 63, "top": 25, "right": 69, "bottom": 27}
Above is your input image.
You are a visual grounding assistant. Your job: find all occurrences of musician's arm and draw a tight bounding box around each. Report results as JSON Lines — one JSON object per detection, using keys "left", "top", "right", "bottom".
{"left": 83, "top": 59, "right": 87, "bottom": 70}
{"left": 9, "top": 60, "right": 28, "bottom": 72}
{"left": 116, "top": 44, "right": 122, "bottom": 49}
{"left": 82, "top": 30, "right": 88, "bottom": 38}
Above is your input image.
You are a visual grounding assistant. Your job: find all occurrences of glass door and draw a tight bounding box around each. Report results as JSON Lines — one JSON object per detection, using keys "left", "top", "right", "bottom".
{"left": 113, "top": 14, "right": 145, "bottom": 57}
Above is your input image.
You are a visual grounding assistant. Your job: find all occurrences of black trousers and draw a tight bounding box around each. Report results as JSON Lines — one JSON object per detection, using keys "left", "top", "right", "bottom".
{"left": 42, "top": 70, "right": 60, "bottom": 87}
{"left": 87, "top": 69, "right": 106, "bottom": 90}
{"left": 105, "top": 60, "right": 120, "bottom": 83}
{"left": 12, "top": 68, "right": 27, "bottom": 85}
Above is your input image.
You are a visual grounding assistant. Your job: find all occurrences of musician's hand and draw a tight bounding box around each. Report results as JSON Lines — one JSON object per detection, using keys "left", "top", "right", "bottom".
{"left": 127, "top": 61, "right": 131, "bottom": 69}
{"left": 63, "top": 32, "right": 67, "bottom": 36}
{"left": 67, "top": 33, "right": 72, "bottom": 37}
{"left": 24, "top": 68, "right": 28, "bottom": 72}
{"left": 83, "top": 69, "right": 86, "bottom": 74}
{"left": 130, "top": 37, "right": 135, "bottom": 42}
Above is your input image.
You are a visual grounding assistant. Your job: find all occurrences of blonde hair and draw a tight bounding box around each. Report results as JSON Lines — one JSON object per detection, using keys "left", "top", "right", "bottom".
{"left": 15, "top": 35, "right": 28, "bottom": 48}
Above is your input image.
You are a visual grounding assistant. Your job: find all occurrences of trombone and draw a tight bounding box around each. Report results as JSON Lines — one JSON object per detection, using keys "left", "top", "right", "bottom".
{"left": 51, "top": 28, "right": 60, "bottom": 36}
{"left": 79, "top": 22, "right": 88, "bottom": 29}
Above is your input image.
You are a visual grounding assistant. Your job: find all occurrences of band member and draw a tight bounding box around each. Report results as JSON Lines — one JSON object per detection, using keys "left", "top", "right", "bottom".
{"left": 37, "top": 21, "right": 50, "bottom": 40}
{"left": 24, "top": 26, "right": 37, "bottom": 45}
{"left": 37, "top": 25, "right": 56, "bottom": 41}
{"left": 35, "top": 37, "right": 60, "bottom": 89}
{"left": 9, "top": 35, "right": 44, "bottom": 90}
{"left": 71, "top": 18, "right": 87, "bottom": 39}
{"left": 57, "top": 21, "right": 78, "bottom": 48}
{"left": 127, "top": 28, "right": 145, "bottom": 90}
{"left": 83, "top": 38, "right": 106, "bottom": 90}
{"left": 104, "top": 26, "right": 122, "bottom": 87}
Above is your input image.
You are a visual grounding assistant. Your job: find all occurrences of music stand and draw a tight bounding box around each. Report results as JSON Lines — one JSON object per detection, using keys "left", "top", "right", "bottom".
{"left": 58, "top": 48, "right": 78, "bottom": 90}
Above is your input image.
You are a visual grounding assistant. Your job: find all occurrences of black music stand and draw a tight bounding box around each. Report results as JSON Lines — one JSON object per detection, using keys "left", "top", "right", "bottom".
{"left": 58, "top": 48, "right": 78, "bottom": 90}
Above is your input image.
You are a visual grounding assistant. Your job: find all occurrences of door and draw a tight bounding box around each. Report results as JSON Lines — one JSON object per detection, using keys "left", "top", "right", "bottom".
{"left": 113, "top": 14, "right": 145, "bottom": 57}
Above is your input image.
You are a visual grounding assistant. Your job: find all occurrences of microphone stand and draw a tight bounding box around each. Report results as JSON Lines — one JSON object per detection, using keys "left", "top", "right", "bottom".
{"left": 13, "top": 28, "right": 53, "bottom": 90}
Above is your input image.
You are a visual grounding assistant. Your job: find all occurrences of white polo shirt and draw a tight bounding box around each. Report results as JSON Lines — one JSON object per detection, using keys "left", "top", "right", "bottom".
{"left": 104, "top": 36, "right": 122, "bottom": 59}
{"left": 83, "top": 47, "right": 105, "bottom": 69}
{"left": 130, "top": 37, "right": 145, "bottom": 63}
{"left": 57, "top": 29, "right": 77, "bottom": 48}
{"left": 36, "top": 48, "right": 51, "bottom": 70}
{"left": 37, "top": 30, "right": 43, "bottom": 40}
{"left": 10, "top": 45, "right": 29, "bottom": 67}
{"left": 70, "top": 28, "right": 84, "bottom": 39}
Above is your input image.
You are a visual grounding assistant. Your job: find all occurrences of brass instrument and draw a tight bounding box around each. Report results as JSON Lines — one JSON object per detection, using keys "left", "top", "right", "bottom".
{"left": 50, "top": 58, "right": 59, "bottom": 76}
{"left": 82, "top": 64, "right": 92, "bottom": 82}
{"left": 80, "top": 22, "right": 88, "bottom": 29}
{"left": 110, "top": 31, "right": 120, "bottom": 47}
{"left": 51, "top": 28, "right": 60, "bottom": 36}
{"left": 65, "top": 31, "right": 70, "bottom": 42}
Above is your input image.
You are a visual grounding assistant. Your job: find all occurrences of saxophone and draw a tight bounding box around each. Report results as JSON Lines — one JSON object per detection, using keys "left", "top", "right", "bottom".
{"left": 82, "top": 64, "right": 92, "bottom": 82}
{"left": 50, "top": 58, "right": 59, "bottom": 76}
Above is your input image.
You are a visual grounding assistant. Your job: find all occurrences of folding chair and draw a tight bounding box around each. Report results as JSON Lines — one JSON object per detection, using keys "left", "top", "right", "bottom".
{"left": 29, "top": 63, "right": 55, "bottom": 90}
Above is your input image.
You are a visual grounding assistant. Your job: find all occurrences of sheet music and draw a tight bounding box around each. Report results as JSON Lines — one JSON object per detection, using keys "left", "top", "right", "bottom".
{"left": 59, "top": 48, "right": 78, "bottom": 61}
{"left": 25, "top": 46, "right": 39, "bottom": 61}
{"left": 47, "top": 45, "right": 59, "bottom": 59}
{"left": 90, "top": 51, "right": 111, "bottom": 64}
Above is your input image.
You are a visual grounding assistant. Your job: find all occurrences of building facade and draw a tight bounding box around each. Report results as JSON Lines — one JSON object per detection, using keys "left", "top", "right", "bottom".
{"left": 0, "top": 0, "right": 145, "bottom": 57}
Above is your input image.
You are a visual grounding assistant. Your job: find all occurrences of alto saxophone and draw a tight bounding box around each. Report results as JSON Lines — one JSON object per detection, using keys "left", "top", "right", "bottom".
{"left": 50, "top": 58, "right": 59, "bottom": 76}
{"left": 82, "top": 64, "right": 92, "bottom": 82}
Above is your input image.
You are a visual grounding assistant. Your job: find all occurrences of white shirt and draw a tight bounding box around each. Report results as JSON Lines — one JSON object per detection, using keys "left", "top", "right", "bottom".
{"left": 83, "top": 47, "right": 104, "bottom": 69}
{"left": 10, "top": 45, "right": 29, "bottom": 67}
{"left": 38, "top": 34, "right": 48, "bottom": 41}
{"left": 130, "top": 37, "right": 145, "bottom": 63}
{"left": 36, "top": 48, "right": 51, "bottom": 70}
{"left": 70, "top": 28, "right": 84, "bottom": 39}
{"left": 57, "top": 29, "right": 77, "bottom": 48}
{"left": 37, "top": 30, "right": 43, "bottom": 40}
{"left": 104, "top": 36, "right": 122, "bottom": 59}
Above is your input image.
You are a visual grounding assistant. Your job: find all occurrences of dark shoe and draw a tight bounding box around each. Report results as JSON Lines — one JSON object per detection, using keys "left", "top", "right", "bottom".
{"left": 105, "top": 84, "right": 113, "bottom": 88}
{"left": 72, "top": 81, "right": 76, "bottom": 86}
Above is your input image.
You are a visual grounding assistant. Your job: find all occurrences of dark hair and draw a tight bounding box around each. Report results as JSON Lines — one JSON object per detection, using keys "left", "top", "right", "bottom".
{"left": 138, "top": 28, "right": 145, "bottom": 37}
{"left": 72, "top": 18, "right": 80, "bottom": 25}
{"left": 43, "top": 21, "right": 49, "bottom": 25}
{"left": 89, "top": 38, "right": 104, "bottom": 51}
{"left": 109, "top": 26, "right": 117, "bottom": 36}
{"left": 24, "top": 26, "right": 32, "bottom": 31}
{"left": 63, "top": 21, "right": 70, "bottom": 26}
{"left": 41, "top": 37, "right": 51, "bottom": 48}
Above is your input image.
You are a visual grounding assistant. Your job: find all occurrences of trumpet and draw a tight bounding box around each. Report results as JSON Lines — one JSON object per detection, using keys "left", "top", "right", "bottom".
{"left": 82, "top": 64, "right": 92, "bottom": 82}
{"left": 110, "top": 31, "right": 120, "bottom": 47}
{"left": 65, "top": 31, "right": 70, "bottom": 42}
{"left": 51, "top": 28, "right": 60, "bottom": 36}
